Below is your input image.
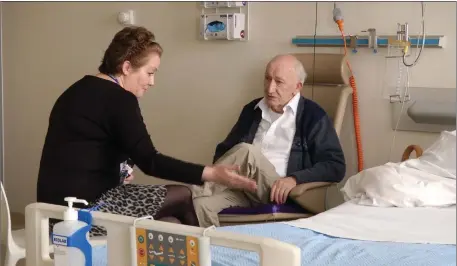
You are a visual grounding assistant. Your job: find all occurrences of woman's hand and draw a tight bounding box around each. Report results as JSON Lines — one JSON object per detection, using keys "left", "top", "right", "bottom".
{"left": 202, "top": 165, "right": 257, "bottom": 192}
{"left": 123, "top": 174, "right": 134, "bottom": 184}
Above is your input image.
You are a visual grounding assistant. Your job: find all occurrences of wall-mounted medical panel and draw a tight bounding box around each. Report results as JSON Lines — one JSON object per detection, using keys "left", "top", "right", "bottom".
{"left": 292, "top": 35, "right": 445, "bottom": 49}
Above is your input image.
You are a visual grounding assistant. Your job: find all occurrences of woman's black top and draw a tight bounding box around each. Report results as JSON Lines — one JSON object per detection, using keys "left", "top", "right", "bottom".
{"left": 37, "top": 75, "right": 204, "bottom": 206}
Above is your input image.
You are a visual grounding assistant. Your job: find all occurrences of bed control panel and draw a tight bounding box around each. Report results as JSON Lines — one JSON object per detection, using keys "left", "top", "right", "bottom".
{"left": 131, "top": 227, "right": 210, "bottom": 266}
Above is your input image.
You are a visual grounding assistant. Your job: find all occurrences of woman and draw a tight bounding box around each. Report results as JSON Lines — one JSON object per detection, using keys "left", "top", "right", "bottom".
{"left": 37, "top": 26, "right": 256, "bottom": 236}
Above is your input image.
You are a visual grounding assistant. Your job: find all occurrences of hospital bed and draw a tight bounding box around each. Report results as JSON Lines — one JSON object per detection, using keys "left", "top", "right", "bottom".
{"left": 219, "top": 53, "right": 354, "bottom": 225}
{"left": 24, "top": 139, "right": 456, "bottom": 266}
{"left": 210, "top": 203, "right": 455, "bottom": 266}
{"left": 24, "top": 197, "right": 456, "bottom": 266}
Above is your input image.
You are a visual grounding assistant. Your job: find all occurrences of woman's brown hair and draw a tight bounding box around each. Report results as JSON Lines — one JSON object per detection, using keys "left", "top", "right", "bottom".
{"left": 98, "top": 26, "right": 163, "bottom": 75}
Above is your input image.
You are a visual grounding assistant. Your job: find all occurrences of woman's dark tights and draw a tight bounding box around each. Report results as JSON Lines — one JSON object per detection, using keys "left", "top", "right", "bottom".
{"left": 154, "top": 185, "right": 199, "bottom": 226}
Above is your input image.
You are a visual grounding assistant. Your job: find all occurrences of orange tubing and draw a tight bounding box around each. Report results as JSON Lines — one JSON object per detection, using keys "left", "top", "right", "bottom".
{"left": 336, "top": 20, "right": 364, "bottom": 172}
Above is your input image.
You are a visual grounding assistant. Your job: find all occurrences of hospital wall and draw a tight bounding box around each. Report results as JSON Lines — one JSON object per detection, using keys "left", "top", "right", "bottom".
{"left": 2, "top": 2, "right": 456, "bottom": 214}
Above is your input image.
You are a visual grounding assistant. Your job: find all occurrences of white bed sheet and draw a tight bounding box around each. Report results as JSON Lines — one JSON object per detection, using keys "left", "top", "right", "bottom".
{"left": 283, "top": 200, "right": 456, "bottom": 245}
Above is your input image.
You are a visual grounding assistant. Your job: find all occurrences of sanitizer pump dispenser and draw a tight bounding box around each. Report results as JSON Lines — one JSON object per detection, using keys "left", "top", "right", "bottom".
{"left": 52, "top": 197, "right": 93, "bottom": 266}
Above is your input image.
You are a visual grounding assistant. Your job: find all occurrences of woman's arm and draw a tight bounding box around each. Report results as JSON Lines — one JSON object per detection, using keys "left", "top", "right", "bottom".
{"left": 110, "top": 93, "right": 205, "bottom": 185}
{"left": 109, "top": 92, "right": 257, "bottom": 192}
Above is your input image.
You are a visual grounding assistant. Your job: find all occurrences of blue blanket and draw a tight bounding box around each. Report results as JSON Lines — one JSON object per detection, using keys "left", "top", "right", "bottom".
{"left": 92, "top": 223, "right": 456, "bottom": 266}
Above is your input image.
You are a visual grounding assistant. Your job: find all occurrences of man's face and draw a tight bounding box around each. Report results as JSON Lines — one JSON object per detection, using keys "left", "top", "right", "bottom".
{"left": 263, "top": 58, "right": 302, "bottom": 113}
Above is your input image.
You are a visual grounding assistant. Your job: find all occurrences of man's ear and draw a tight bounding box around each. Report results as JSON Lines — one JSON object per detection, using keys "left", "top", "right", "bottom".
{"left": 121, "top": 61, "right": 132, "bottom": 76}
{"left": 295, "top": 82, "right": 303, "bottom": 94}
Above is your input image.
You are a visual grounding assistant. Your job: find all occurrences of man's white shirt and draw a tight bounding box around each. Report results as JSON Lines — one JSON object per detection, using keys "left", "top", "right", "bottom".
{"left": 253, "top": 94, "right": 300, "bottom": 177}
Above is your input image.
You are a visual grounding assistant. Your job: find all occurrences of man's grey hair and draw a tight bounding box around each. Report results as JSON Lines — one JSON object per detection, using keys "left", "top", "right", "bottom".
{"left": 268, "top": 54, "right": 307, "bottom": 85}
{"left": 294, "top": 58, "right": 307, "bottom": 85}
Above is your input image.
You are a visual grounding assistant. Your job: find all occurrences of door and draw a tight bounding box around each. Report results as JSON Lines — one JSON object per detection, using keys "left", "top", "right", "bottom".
{"left": 0, "top": 2, "right": 4, "bottom": 184}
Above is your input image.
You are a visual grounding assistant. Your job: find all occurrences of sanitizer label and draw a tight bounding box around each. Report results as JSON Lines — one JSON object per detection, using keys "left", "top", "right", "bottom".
{"left": 52, "top": 234, "right": 69, "bottom": 246}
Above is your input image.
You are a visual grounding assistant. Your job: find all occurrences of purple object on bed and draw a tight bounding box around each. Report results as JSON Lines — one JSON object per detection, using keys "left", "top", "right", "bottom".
{"left": 218, "top": 203, "right": 306, "bottom": 215}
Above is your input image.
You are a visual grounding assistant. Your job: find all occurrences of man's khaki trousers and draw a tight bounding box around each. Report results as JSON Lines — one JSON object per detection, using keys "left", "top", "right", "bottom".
{"left": 190, "top": 143, "right": 281, "bottom": 227}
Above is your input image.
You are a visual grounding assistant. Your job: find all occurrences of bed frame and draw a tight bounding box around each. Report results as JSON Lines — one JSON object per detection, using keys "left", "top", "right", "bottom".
{"left": 24, "top": 202, "right": 300, "bottom": 266}
{"left": 401, "top": 145, "right": 423, "bottom": 161}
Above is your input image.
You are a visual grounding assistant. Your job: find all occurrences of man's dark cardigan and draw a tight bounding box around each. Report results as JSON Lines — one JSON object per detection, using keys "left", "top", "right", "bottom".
{"left": 213, "top": 96, "right": 346, "bottom": 184}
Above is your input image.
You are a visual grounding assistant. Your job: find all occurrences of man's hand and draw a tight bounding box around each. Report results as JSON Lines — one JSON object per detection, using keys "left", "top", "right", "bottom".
{"left": 270, "top": 177, "right": 297, "bottom": 204}
{"left": 123, "top": 174, "right": 134, "bottom": 184}
{"left": 202, "top": 165, "right": 257, "bottom": 192}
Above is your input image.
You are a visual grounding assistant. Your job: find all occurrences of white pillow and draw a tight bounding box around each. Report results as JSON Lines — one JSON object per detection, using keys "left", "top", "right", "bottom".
{"left": 405, "top": 130, "right": 456, "bottom": 179}
{"left": 341, "top": 130, "right": 456, "bottom": 208}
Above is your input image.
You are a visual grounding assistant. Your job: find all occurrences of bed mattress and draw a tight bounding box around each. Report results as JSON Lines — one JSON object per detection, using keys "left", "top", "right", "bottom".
{"left": 91, "top": 222, "right": 456, "bottom": 266}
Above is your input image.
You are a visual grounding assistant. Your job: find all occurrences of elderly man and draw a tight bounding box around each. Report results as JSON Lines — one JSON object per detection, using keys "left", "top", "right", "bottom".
{"left": 191, "top": 54, "right": 346, "bottom": 227}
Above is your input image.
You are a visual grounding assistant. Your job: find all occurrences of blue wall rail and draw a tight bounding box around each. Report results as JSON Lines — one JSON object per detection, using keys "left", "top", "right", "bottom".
{"left": 292, "top": 35, "right": 444, "bottom": 48}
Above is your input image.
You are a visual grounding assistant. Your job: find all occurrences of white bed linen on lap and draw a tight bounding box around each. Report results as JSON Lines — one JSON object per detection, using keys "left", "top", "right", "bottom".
{"left": 283, "top": 201, "right": 456, "bottom": 245}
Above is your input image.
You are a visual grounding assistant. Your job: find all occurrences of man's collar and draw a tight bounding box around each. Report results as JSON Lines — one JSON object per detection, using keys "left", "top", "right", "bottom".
{"left": 254, "top": 98, "right": 267, "bottom": 111}
{"left": 254, "top": 93, "right": 301, "bottom": 115}
{"left": 287, "top": 93, "right": 301, "bottom": 115}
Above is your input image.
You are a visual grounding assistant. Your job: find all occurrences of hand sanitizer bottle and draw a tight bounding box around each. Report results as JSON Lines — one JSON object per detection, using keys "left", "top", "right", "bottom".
{"left": 52, "top": 197, "right": 91, "bottom": 266}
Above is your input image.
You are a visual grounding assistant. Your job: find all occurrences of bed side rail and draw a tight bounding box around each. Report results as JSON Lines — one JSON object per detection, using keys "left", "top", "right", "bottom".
{"left": 25, "top": 202, "right": 300, "bottom": 266}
